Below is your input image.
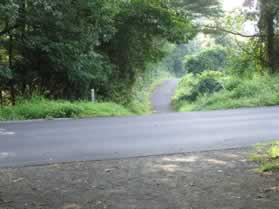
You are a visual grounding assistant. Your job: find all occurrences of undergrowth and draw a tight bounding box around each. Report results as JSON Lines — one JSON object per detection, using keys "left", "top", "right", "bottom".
{"left": 0, "top": 70, "right": 173, "bottom": 121}
{"left": 251, "top": 141, "right": 279, "bottom": 172}
{"left": 0, "top": 97, "right": 132, "bottom": 121}
{"left": 173, "top": 72, "right": 279, "bottom": 112}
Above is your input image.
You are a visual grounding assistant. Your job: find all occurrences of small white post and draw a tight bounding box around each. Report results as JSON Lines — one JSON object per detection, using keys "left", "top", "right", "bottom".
{"left": 91, "top": 89, "right": 95, "bottom": 102}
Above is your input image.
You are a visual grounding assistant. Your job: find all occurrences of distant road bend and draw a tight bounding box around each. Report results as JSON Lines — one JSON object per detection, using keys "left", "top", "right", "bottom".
{"left": 151, "top": 79, "right": 179, "bottom": 113}
{"left": 0, "top": 80, "right": 279, "bottom": 167}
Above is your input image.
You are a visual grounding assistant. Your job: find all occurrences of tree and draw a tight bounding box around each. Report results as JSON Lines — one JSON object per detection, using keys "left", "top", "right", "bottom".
{"left": 171, "top": 0, "right": 222, "bottom": 17}
{"left": 184, "top": 46, "right": 228, "bottom": 74}
{"left": 99, "top": 0, "right": 195, "bottom": 101}
{"left": 0, "top": 0, "right": 122, "bottom": 101}
{"left": 257, "top": 0, "right": 279, "bottom": 73}
{"left": 0, "top": 0, "right": 196, "bottom": 103}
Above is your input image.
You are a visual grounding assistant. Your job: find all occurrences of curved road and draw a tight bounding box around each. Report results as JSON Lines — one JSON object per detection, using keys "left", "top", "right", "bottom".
{"left": 0, "top": 80, "right": 279, "bottom": 167}
{"left": 151, "top": 79, "right": 179, "bottom": 113}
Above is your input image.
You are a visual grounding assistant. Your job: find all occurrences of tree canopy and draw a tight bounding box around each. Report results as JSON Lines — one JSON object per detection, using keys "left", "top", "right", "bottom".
{"left": 2, "top": 0, "right": 278, "bottom": 106}
{"left": 0, "top": 0, "right": 199, "bottom": 103}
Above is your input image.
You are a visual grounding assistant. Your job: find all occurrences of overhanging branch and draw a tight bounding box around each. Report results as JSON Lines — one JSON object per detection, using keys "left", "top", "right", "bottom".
{"left": 201, "top": 25, "right": 262, "bottom": 38}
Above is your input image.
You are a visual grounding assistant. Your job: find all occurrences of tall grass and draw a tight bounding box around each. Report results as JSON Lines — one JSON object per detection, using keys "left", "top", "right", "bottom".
{"left": 0, "top": 97, "right": 132, "bottom": 121}
{"left": 173, "top": 72, "right": 279, "bottom": 112}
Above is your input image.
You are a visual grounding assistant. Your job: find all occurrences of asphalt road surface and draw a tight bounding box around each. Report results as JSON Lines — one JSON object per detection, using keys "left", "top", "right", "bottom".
{"left": 151, "top": 79, "right": 179, "bottom": 113}
{"left": 1, "top": 106, "right": 279, "bottom": 167}
{"left": 0, "top": 80, "right": 279, "bottom": 168}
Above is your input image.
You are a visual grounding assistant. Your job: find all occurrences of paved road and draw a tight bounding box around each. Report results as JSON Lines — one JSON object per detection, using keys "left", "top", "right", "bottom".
{"left": 151, "top": 79, "right": 179, "bottom": 113}
{"left": 0, "top": 106, "right": 279, "bottom": 167}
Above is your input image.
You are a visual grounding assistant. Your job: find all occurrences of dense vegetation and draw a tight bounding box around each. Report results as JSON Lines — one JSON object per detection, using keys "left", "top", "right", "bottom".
{"left": 173, "top": 1, "right": 279, "bottom": 113}
{"left": 0, "top": 0, "right": 194, "bottom": 102}
{"left": 2, "top": 0, "right": 279, "bottom": 120}
{"left": 184, "top": 46, "right": 228, "bottom": 74}
{"left": 173, "top": 70, "right": 279, "bottom": 111}
{"left": 0, "top": 0, "right": 222, "bottom": 120}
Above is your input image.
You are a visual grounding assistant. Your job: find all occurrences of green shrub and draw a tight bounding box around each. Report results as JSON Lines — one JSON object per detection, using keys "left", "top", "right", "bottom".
{"left": 223, "top": 77, "right": 242, "bottom": 91}
{"left": 173, "top": 73, "right": 279, "bottom": 112}
{"left": 195, "top": 78, "right": 223, "bottom": 94}
{"left": 225, "top": 40, "right": 261, "bottom": 78}
{"left": 172, "top": 71, "right": 225, "bottom": 105}
{"left": 180, "top": 78, "right": 223, "bottom": 102}
{"left": 251, "top": 141, "right": 279, "bottom": 172}
{"left": 184, "top": 46, "right": 228, "bottom": 74}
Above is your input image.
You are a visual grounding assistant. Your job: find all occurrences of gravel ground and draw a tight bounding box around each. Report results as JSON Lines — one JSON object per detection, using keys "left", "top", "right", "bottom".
{"left": 0, "top": 148, "right": 278, "bottom": 209}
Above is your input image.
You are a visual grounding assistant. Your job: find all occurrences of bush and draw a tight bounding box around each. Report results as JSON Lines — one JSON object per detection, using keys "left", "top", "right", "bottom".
{"left": 251, "top": 141, "right": 279, "bottom": 172}
{"left": 195, "top": 78, "right": 223, "bottom": 94}
{"left": 173, "top": 73, "right": 279, "bottom": 112}
{"left": 184, "top": 46, "right": 228, "bottom": 74}
{"left": 225, "top": 40, "right": 262, "bottom": 78}
{"left": 173, "top": 71, "right": 225, "bottom": 104}
{"left": 181, "top": 78, "right": 223, "bottom": 102}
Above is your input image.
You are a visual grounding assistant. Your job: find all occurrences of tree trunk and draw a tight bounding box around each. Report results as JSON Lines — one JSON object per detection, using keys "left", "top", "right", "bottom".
{"left": 10, "top": 84, "right": 16, "bottom": 106}
{"left": 0, "top": 90, "right": 3, "bottom": 107}
{"left": 259, "top": 0, "right": 276, "bottom": 73}
{"left": 265, "top": 12, "right": 275, "bottom": 73}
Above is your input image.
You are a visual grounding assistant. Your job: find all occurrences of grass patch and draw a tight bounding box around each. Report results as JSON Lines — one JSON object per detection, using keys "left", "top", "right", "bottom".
{"left": 0, "top": 72, "right": 173, "bottom": 121}
{"left": 251, "top": 141, "right": 279, "bottom": 172}
{"left": 173, "top": 72, "right": 279, "bottom": 112}
{"left": 0, "top": 97, "right": 132, "bottom": 121}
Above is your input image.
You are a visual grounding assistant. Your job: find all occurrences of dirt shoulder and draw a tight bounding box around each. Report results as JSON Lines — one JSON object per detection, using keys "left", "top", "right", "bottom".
{"left": 0, "top": 148, "right": 278, "bottom": 209}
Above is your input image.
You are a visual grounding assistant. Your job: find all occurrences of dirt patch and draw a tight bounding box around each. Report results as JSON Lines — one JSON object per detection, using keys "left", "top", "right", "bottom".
{"left": 0, "top": 148, "right": 278, "bottom": 209}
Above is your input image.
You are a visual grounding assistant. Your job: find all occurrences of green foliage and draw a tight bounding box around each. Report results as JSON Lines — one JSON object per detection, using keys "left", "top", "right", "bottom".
{"left": 270, "top": 144, "right": 279, "bottom": 159}
{"left": 105, "top": 0, "right": 195, "bottom": 100}
{"left": 0, "top": 0, "right": 196, "bottom": 105}
{"left": 174, "top": 38, "right": 279, "bottom": 112}
{"left": 0, "top": 66, "right": 12, "bottom": 84}
{"left": 174, "top": 73, "right": 279, "bottom": 112}
{"left": 159, "top": 38, "right": 205, "bottom": 77}
{"left": 77, "top": 102, "right": 132, "bottom": 118}
{"left": 0, "top": 0, "right": 119, "bottom": 100}
{"left": 0, "top": 97, "right": 132, "bottom": 121}
{"left": 240, "top": 0, "right": 279, "bottom": 73}
{"left": 0, "top": 65, "right": 172, "bottom": 121}
{"left": 225, "top": 41, "right": 262, "bottom": 78}
{"left": 251, "top": 141, "right": 279, "bottom": 172}
{"left": 184, "top": 46, "right": 228, "bottom": 74}
{"left": 195, "top": 78, "right": 223, "bottom": 95}
{"left": 173, "top": 71, "right": 224, "bottom": 107}
{"left": 183, "top": 78, "right": 223, "bottom": 102}
{"left": 171, "top": 0, "right": 222, "bottom": 17}
{"left": 200, "top": 74, "right": 279, "bottom": 109}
